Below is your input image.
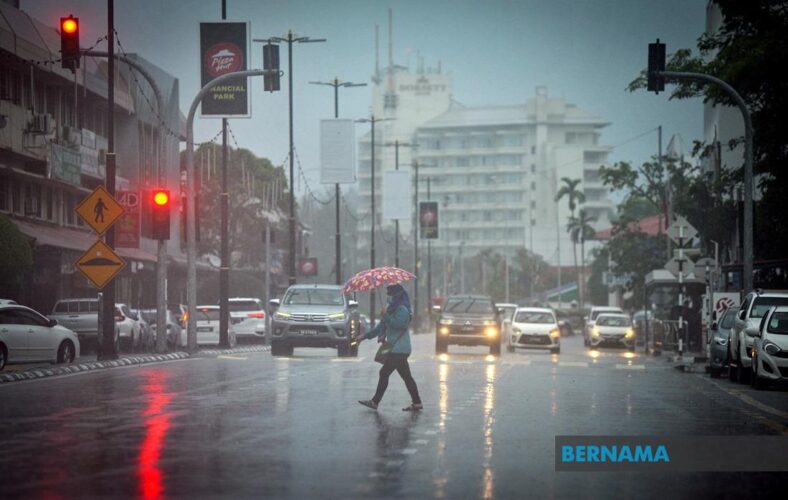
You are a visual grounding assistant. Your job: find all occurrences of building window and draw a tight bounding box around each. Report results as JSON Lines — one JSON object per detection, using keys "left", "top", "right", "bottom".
{"left": 46, "top": 188, "right": 54, "bottom": 221}
{"left": 531, "top": 164, "right": 536, "bottom": 173}
{"left": 531, "top": 146, "right": 536, "bottom": 155}
{"left": 531, "top": 181, "right": 536, "bottom": 191}
{"left": 530, "top": 200, "right": 536, "bottom": 209}
{"left": 0, "top": 178, "right": 7, "bottom": 211}
{"left": 11, "top": 182, "right": 22, "bottom": 214}
{"left": 65, "top": 194, "right": 75, "bottom": 226}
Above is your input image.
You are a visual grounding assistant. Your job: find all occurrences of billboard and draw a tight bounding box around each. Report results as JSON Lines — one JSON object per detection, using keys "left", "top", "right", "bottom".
{"left": 116, "top": 190, "right": 140, "bottom": 248}
{"left": 382, "top": 170, "right": 411, "bottom": 220}
{"left": 199, "top": 21, "right": 250, "bottom": 117}
{"left": 419, "top": 201, "right": 439, "bottom": 239}
{"left": 320, "top": 119, "right": 356, "bottom": 184}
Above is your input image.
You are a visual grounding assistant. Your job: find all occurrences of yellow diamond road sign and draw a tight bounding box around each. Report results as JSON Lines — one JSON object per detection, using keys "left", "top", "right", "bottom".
{"left": 76, "top": 239, "right": 126, "bottom": 289}
{"left": 75, "top": 185, "right": 125, "bottom": 235}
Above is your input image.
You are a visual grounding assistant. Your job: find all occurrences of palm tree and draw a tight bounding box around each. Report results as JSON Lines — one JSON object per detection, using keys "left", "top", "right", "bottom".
{"left": 556, "top": 177, "right": 585, "bottom": 303}
{"left": 567, "top": 209, "right": 597, "bottom": 307}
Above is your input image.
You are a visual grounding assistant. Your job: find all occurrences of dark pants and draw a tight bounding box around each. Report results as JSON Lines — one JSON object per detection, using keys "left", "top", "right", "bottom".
{"left": 372, "top": 353, "right": 421, "bottom": 405}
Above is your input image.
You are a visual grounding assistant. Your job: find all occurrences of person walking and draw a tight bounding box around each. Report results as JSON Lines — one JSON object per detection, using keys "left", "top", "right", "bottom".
{"left": 356, "top": 284, "right": 423, "bottom": 411}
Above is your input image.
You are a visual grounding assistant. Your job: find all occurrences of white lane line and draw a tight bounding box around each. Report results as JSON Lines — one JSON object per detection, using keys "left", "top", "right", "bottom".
{"left": 217, "top": 355, "right": 247, "bottom": 361}
{"left": 415, "top": 439, "right": 430, "bottom": 445}
{"left": 558, "top": 361, "right": 589, "bottom": 368}
{"left": 275, "top": 358, "right": 304, "bottom": 362}
{"left": 385, "top": 460, "right": 405, "bottom": 468}
{"left": 423, "top": 430, "right": 438, "bottom": 435}
{"left": 331, "top": 358, "right": 364, "bottom": 362}
{"left": 399, "top": 448, "right": 418, "bottom": 455}
{"left": 615, "top": 364, "right": 645, "bottom": 370}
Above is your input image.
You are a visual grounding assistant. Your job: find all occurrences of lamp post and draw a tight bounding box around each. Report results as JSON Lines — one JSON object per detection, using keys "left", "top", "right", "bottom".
{"left": 254, "top": 31, "right": 325, "bottom": 286}
{"left": 308, "top": 78, "right": 366, "bottom": 285}
{"left": 356, "top": 115, "right": 394, "bottom": 325}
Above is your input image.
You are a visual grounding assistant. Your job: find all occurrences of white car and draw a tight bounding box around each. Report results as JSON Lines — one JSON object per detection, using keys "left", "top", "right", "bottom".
{"left": 729, "top": 290, "right": 788, "bottom": 383}
{"left": 196, "top": 305, "right": 236, "bottom": 347}
{"left": 584, "top": 306, "right": 624, "bottom": 347}
{"left": 228, "top": 298, "right": 267, "bottom": 343}
{"left": 750, "top": 306, "right": 788, "bottom": 390}
{"left": 115, "top": 304, "right": 142, "bottom": 352}
{"left": 507, "top": 307, "right": 560, "bottom": 354}
{"left": 588, "top": 313, "right": 636, "bottom": 351}
{"left": 0, "top": 303, "right": 80, "bottom": 370}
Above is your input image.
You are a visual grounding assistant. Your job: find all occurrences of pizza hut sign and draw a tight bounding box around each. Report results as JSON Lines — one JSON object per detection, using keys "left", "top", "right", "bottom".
{"left": 200, "top": 21, "right": 249, "bottom": 117}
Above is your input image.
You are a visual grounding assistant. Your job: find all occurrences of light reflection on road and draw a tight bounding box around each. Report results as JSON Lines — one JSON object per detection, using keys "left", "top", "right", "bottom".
{"left": 138, "top": 370, "right": 174, "bottom": 500}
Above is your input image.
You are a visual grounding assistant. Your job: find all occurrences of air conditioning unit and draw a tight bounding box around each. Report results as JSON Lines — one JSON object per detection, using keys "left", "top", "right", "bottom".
{"left": 28, "top": 113, "right": 54, "bottom": 135}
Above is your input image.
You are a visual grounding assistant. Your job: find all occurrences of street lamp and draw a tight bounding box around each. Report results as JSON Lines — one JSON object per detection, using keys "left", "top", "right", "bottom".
{"left": 383, "top": 140, "right": 416, "bottom": 268}
{"left": 309, "top": 78, "right": 367, "bottom": 285}
{"left": 356, "top": 115, "right": 394, "bottom": 325}
{"left": 254, "top": 31, "right": 326, "bottom": 286}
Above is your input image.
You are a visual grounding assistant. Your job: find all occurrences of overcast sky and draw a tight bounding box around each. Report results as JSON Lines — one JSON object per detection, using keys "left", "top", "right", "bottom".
{"left": 25, "top": 0, "right": 707, "bottom": 195}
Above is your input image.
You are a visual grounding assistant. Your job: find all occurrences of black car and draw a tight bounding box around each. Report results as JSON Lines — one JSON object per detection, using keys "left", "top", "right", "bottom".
{"left": 435, "top": 295, "right": 501, "bottom": 355}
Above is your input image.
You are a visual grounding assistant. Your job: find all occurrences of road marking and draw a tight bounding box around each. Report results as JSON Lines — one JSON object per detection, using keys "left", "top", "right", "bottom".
{"left": 615, "top": 364, "right": 646, "bottom": 370}
{"left": 415, "top": 439, "right": 430, "bottom": 445}
{"left": 558, "top": 361, "right": 589, "bottom": 368}
{"left": 331, "top": 358, "right": 364, "bottom": 362}
{"left": 217, "top": 355, "right": 247, "bottom": 361}
{"left": 423, "top": 430, "right": 438, "bottom": 435}
{"left": 701, "top": 376, "right": 788, "bottom": 426}
{"left": 385, "top": 460, "right": 405, "bottom": 468}
{"left": 399, "top": 448, "right": 418, "bottom": 455}
{"left": 275, "top": 358, "right": 304, "bottom": 362}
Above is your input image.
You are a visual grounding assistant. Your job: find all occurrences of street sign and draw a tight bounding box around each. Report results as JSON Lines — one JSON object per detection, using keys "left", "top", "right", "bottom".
{"left": 664, "top": 255, "right": 695, "bottom": 278}
{"left": 712, "top": 292, "right": 739, "bottom": 316}
{"left": 75, "top": 185, "right": 125, "bottom": 235}
{"left": 76, "top": 239, "right": 126, "bottom": 289}
{"left": 667, "top": 215, "right": 697, "bottom": 245}
{"left": 298, "top": 257, "right": 318, "bottom": 276}
{"left": 694, "top": 257, "right": 717, "bottom": 281}
{"left": 116, "top": 190, "right": 140, "bottom": 248}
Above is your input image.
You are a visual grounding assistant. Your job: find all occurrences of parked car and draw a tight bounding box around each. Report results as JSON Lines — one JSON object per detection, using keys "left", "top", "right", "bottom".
{"left": 1, "top": 303, "right": 80, "bottom": 370}
{"left": 707, "top": 306, "right": 738, "bottom": 378}
{"left": 49, "top": 298, "right": 100, "bottom": 346}
{"left": 506, "top": 307, "right": 560, "bottom": 354}
{"left": 269, "top": 284, "right": 359, "bottom": 357}
{"left": 195, "top": 305, "right": 236, "bottom": 346}
{"left": 138, "top": 309, "right": 185, "bottom": 349}
{"left": 115, "top": 304, "right": 143, "bottom": 352}
{"left": 588, "top": 313, "right": 636, "bottom": 351}
{"left": 228, "top": 297, "right": 267, "bottom": 343}
{"left": 584, "top": 306, "right": 625, "bottom": 347}
{"left": 729, "top": 290, "right": 788, "bottom": 383}
{"left": 435, "top": 295, "right": 501, "bottom": 355}
{"left": 0, "top": 299, "right": 18, "bottom": 305}
{"left": 132, "top": 308, "right": 155, "bottom": 351}
{"left": 750, "top": 305, "right": 788, "bottom": 390}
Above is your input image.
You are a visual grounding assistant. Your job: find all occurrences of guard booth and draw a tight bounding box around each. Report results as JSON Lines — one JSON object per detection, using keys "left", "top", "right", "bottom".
{"left": 644, "top": 269, "right": 706, "bottom": 353}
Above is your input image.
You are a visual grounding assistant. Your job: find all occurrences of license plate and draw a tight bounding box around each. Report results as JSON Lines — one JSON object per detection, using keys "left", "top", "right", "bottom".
{"left": 197, "top": 327, "right": 213, "bottom": 332}
{"left": 462, "top": 326, "right": 475, "bottom": 331}
{"left": 300, "top": 329, "right": 318, "bottom": 335}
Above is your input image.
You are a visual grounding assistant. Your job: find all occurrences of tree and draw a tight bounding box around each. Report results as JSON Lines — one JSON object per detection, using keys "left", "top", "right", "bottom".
{"left": 0, "top": 214, "right": 33, "bottom": 293}
{"left": 555, "top": 177, "right": 585, "bottom": 300}
{"left": 628, "top": 0, "right": 788, "bottom": 260}
{"left": 567, "top": 210, "right": 597, "bottom": 306}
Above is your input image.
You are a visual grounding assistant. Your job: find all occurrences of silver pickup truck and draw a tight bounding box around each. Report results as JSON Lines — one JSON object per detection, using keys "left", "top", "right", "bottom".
{"left": 48, "top": 298, "right": 100, "bottom": 344}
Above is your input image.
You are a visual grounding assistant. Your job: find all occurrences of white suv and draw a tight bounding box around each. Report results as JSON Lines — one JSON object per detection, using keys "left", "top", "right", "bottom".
{"left": 729, "top": 290, "right": 788, "bottom": 383}
{"left": 751, "top": 306, "right": 788, "bottom": 389}
{"left": 584, "top": 306, "right": 624, "bottom": 347}
{"left": 228, "top": 298, "right": 267, "bottom": 343}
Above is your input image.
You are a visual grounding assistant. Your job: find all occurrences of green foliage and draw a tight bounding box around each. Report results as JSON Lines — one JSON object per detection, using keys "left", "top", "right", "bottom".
{"left": 587, "top": 247, "right": 609, "bottom": 307}
{"left": 0, "top": 214, "right": 33, "bottom": 285}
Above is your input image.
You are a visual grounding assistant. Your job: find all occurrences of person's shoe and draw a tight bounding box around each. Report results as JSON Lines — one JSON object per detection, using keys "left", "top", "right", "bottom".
{"left": 402, "top": 403, "right": 423, "bottom": 412}
{"left": 358, "top": 400, "right": 378, "bottom": 410}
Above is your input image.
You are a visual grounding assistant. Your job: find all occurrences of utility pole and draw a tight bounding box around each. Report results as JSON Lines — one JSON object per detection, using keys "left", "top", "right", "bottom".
{"left": 413, "top": 159, "right": 419, "bottom": 329}
{"left": 427, "top": 177, "right": 432, "bottom": 318}
{"left": 255, "top": 32, "right": 325, "bottom": 287}
{"left": 357, "top": 115, "right": 393, "bottom": 325}
{"left": 98, "top": 0, "right": 117, "bottom": 360}
{"left": 383, "top": 140, "right": 414, "bottom": 268}
{"left": 218, "top": 0, "right": 231, "bottom": 348}
{"left": 308, "top": 78, "right": 366, "bottom": 285}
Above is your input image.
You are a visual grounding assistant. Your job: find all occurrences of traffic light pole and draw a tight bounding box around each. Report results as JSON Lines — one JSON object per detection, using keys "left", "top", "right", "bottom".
{"left": 656, "top": 70, "right": 754, "bottom": 294}
{"left": 185, "top": 69, "right": 277, "bottom": 350}
{"left": 218, "top": 0, "right": 231, "bottom": 348}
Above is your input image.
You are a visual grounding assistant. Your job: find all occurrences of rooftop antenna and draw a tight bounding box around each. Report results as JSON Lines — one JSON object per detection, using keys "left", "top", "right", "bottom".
{"left": 374, "top": 24, "right": 380, "bottom": 84}
{"left": 384, "top": 8, "right": 397, "bottom": 110}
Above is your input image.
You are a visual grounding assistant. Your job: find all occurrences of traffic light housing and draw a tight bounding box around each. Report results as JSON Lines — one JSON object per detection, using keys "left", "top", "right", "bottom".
{"left": 151, "top": 189, "right": 171, "bottom": 240}
{"left": 60, "top": 15, "right": 80, "bottom": 71}
{"left": 647, "top": 39, "right": 666, "bottom": 94}
{"left": 263, "top": 43, "right": 280, "bottom": 92}
{"left": 419, "top": 201, "right": 439, "bottom": 240}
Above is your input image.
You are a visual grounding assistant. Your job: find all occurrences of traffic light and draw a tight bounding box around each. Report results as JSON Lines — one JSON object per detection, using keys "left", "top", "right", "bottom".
{"left": 419, "top": 201, "right": 439, "bottom": 240}
{"left": 60, "top": 15, "right": 80, "bottom": 71}
{"left": 263, "top": 43, "right": 280, "bottom": 92}
{"left": 151, "top": 189, "right": 171, "bottom": 240}
{"left": 647, "top": 39, "right": 666, "bottom": 94}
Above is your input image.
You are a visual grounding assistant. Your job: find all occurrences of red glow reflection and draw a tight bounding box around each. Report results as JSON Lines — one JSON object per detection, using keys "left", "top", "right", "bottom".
{"left": 138, "top": 370, "right": 173, "bottom": 500}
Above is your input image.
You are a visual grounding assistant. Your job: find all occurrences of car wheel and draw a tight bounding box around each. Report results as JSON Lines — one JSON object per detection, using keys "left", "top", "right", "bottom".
{"left": 0, "top": 343, "right": 7, "bottom": 371}
{"left": 751, "top": 357, "right": 767, "bottom": 390}
{"left": 57, "top": 340, "right": 75, "bottom": 364}
{"left": 736, "top": 344, "right": 749, "bottom": 383}
{"left": 506, "top": 345, "right": 515, "bottom": 353}
{"left": 551, "top": 347, "right": 560, "bottom": 355}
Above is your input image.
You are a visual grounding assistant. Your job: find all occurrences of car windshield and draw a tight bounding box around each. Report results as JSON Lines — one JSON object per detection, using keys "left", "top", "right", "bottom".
{"left": 720, "top": 308, "right": 738, "bottom": 329}
{"left": 591, "top": 309, "right": 621, "bottom": 320}
{"left": 767, "top": 311, "right": 788, "bottom": 334}
{"left": 196, "top": 308, "right": 220, "bottom": 321}
{"left": 751, "top": 297, "right": 788, "bottom": 318}
{"left": 498, "top": 306, "right": 517, "bottom": 319}
{"left": 229, "top": 300, "right": 262, "bottom": 311}
{"left": 596, "top": 316, "right": 631, "bottom": 327}
{"left": 445, "top": 298, "right": 494, "bottom": 314}
{"left": 284, "top": 288, "right": 344, "bottom": 306}
{"left": 514, "top": 311, "right": 554, "bottom": 324}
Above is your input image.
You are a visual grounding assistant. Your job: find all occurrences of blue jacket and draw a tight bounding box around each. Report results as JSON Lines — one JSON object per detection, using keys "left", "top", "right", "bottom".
{"left": 365, "top": 304, "right": 412, "bottom": 354}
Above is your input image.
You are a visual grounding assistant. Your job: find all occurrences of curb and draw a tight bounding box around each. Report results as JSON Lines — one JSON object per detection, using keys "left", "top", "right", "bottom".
{"left": 0, "top": 345, "right": 269, "bottom": 385}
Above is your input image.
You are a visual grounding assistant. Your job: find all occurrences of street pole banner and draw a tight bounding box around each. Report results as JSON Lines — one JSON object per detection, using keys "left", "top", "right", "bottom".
{"left": 199, "top": 21, "right": 250, "bottom": 118}
{"left": 115, "top": 190, "right": 140, "bottom": 248}
{"left": 382, "top": 170, "right": 411, "bottom": 220}
{"left": 320, "top": 119, "right": 356, "bottom": 184}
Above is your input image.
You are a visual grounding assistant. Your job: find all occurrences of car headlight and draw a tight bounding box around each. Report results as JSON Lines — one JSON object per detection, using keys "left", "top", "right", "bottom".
{"left": 625, "top": 328, "right": 635, "bottom": 339}
{"left": 592, "top": 327, "right": 600, "bottom": 337}
{"left": 439, "top": 326, "right": 450, "bottom": 336}
{"left": 439, "top": 318, "right": 454, "bottom": 325}
{"left": 714, "top": 336, "right": 728, "bottom": 346}
{"left": 274, "top": 311, "right": 292, "bottom": 320}
{"left": 485, "top": 327, "right": 498, "bottom": 337}
{"left": 512, "top": 327, "right": 522, "bottom": 334}
{"left": 328, "top": 312, "right": 346, "bottom": 321}
{"left": 763, "top": 340, "right": 781, "bottom": 356}
{"left": 549, "top": 328, "right": 560, "bottom": 339}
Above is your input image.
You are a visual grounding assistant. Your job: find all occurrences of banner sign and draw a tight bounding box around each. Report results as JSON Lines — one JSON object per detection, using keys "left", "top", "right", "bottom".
{"left": 382, "top": 170, "right": 411, "bottom": 220}
{"left": 320, "top": 119, "right": 356, "bottom": 184}
{"left": 50, "top": 143, "right": 81, "bottom": 185}
{"left": 199, "top": 21, "right": 250, "bottom": 117}
{"left": 116, "top": 190, "right": 141, "bottom": 248}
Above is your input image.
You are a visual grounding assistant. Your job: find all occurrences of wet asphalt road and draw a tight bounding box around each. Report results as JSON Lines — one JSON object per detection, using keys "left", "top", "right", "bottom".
{"left": 1, "top": 333, "right": 786, "bottom": 499}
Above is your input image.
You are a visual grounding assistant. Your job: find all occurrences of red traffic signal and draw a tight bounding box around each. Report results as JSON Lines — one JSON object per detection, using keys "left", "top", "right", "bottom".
{"left": 60, "top": 15, "right": 80, "bottom": 71}
{"left": 151, "top": 189, "right": 171, "bottom": 240}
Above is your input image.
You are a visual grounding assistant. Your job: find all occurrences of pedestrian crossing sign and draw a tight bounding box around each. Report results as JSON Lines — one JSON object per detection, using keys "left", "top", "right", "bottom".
{"left": 75, "top": 185, "right": 125, "bottom": 235}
